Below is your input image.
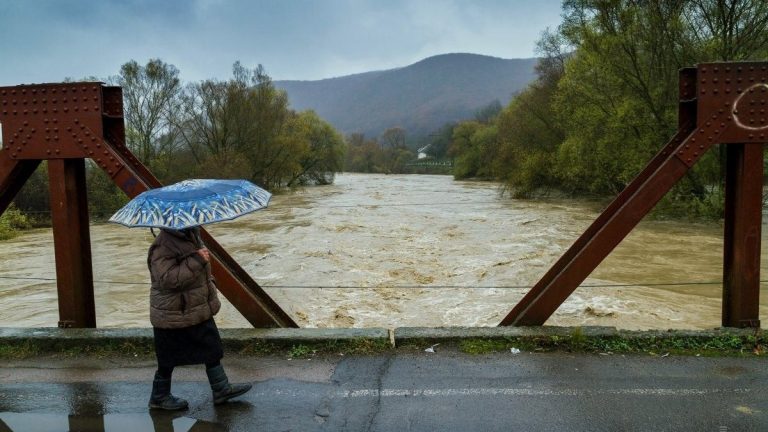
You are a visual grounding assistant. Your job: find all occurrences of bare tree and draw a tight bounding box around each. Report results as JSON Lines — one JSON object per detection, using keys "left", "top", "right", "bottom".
{"left": 116, "top": 59, "right": 182, "bottom": 170}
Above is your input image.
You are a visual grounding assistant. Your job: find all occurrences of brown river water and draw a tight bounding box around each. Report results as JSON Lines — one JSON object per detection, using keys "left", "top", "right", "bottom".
{"left": 1, "top": 173, "right": 766, "bottom": 329}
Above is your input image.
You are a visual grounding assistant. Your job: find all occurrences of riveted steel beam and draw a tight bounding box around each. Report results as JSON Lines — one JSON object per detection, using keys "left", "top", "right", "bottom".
{"left": 0, "top": 82, "right": 297, "bottom": 328}
{"left": 501, "top": 62, "right": 766, "bottom": 327}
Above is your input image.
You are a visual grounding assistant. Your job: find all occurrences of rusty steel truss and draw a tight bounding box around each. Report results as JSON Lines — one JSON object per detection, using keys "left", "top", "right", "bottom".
{"left": 0, "top": 82, "right": 297, "bottom": 328}
{"left": 501, "top": 62, "right": 767, "bottom": 328}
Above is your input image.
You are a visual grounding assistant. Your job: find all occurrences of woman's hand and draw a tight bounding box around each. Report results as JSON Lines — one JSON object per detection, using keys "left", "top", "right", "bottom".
{"left": 197, "top": 248, "right": 211, "bottom": 262}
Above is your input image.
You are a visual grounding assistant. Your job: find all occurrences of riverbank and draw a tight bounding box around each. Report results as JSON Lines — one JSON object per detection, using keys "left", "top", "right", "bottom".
{"left": 0, "top": 326, "right": 764, "bottom": 359}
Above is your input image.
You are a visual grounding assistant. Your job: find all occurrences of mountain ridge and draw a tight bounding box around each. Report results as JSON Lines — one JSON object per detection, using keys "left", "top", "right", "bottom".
{"left": 275, "top": 53, "right": 539, "bottom": 139}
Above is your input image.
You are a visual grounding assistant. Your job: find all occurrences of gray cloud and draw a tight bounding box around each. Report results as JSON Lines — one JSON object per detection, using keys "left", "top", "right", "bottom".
{"left": 0, "top": 0, "right": 562, "bottom": 85}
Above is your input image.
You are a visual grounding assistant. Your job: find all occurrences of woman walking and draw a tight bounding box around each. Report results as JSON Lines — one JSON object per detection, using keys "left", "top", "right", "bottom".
{"left": 147, "top": 226, "right": 252, "bottom": 410}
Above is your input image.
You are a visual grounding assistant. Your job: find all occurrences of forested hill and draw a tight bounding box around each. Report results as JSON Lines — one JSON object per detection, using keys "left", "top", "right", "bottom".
{"left": 275, "top": 53, "right": 538, "bottom": 138}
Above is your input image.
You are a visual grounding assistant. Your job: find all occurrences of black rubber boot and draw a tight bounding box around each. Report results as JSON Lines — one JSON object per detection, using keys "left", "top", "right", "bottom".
{"left": 148, "top": 372, "right": 189, "bottom": 410}
{"left": 206, "top": 364, "right": 252, "bottom": 405}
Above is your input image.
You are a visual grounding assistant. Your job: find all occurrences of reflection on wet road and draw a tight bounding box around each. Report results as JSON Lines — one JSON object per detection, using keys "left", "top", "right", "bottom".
{"left": 0, "top": 412, "right": 224, "bottom": 432}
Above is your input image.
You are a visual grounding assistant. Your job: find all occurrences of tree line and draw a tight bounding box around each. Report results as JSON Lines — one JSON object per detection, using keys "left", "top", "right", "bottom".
{"left": 11, "top": 60, "right": 351, "bottom": 222}
{"left": 437, "top": 0, "right": 768, "bottom": 219}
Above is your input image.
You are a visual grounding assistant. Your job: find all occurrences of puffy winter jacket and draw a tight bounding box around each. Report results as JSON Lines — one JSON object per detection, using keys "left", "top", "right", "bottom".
{"left": 147, "top": 228, "right": 221, "bottom": 328}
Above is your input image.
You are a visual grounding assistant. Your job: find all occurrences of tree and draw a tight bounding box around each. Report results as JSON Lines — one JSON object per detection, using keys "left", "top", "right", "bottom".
{"left": 286, "top": 111, "right": 346, "bottom": 186}
{"left": 345, "top": 134, "right": 383, "bottom": 173}
{"left": 116, "top": 59, "right": 182, "bottom": 176}
{"left": 379, "top": 127, "right": 412, "bottom": 173}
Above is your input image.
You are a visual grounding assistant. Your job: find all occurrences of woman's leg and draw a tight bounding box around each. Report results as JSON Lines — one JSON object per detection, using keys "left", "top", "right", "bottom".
{"left": 149, "top": 365, "right": 188, "bottom": 410}
{"left": 205, "top": 361, "right": 252, "bottom": 405}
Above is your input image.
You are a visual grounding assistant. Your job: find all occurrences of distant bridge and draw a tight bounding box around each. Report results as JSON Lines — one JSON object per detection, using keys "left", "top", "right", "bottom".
{"left": 405, "top": 159, "right": 453, "bottom": 168}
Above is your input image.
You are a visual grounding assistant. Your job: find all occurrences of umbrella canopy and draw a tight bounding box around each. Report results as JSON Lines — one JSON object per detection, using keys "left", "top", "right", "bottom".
{"left": 109, "top": 179, "right": 271, "bottom": 230}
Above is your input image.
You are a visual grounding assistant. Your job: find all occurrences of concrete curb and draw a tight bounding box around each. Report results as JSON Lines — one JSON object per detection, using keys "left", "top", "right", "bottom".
{"left": 0, "top": 326, "right": 763, "bottom": 355}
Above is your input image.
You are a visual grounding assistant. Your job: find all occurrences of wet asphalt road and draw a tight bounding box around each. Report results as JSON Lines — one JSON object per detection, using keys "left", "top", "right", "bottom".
{"left": 0, "top": 351, "right": 766, "bottom": 431}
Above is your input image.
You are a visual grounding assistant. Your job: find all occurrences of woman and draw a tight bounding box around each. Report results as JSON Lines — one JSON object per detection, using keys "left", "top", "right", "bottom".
{"left": 147, "top": 226, "right": 251, "bottom": 410}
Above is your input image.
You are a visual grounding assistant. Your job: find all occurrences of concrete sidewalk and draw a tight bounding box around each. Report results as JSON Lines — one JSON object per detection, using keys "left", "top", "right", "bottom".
{"left": 1, "top": 347, "right": 767, "bottom": 431}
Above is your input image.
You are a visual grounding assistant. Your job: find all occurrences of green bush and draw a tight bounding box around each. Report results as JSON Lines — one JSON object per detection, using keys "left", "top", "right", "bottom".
{"left": 0, "top": 205, "right": 31, "bottom": 240}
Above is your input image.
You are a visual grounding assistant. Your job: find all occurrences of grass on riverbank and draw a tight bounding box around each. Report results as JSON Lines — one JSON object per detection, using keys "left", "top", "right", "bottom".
{"left": 453, "top": 328, "right": 765, "bottom": 357}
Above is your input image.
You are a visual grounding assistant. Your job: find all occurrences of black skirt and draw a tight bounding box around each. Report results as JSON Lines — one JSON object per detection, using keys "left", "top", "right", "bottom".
{"left": 153, "top": 318, "right": 224, "bottom": 368}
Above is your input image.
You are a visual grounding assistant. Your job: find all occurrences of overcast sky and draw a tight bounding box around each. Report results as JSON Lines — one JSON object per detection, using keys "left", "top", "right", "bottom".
{"left": 0, "top": 0, "right": 563, "bottom": 86}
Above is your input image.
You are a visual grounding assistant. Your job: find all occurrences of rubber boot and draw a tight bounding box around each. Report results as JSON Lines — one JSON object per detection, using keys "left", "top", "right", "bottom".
{"left": 206, "top": 364, "right": 252, "bottom": 405}
{"left": 148, "top": 372, "right": 189, "bottom": 410}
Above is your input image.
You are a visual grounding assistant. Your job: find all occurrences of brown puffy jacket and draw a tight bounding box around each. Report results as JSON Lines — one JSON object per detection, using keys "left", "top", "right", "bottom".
{"left": 147, "top": 229, "right": 221, "bottom": 329}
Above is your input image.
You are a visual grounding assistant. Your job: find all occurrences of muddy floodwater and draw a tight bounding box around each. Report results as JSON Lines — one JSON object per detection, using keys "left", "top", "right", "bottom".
{"left": 1, "top": 173, "right": 766, "bottom": 329}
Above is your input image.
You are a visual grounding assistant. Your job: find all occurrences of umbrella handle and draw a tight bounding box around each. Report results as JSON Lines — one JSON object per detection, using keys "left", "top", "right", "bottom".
{"left": 192, "top": 228, "right": 204, "bottom": 249}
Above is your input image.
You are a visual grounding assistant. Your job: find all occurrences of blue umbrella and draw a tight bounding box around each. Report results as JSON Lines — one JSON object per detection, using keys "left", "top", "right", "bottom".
{"left": 109, "top": 179, "right": 272, "bottom": 230}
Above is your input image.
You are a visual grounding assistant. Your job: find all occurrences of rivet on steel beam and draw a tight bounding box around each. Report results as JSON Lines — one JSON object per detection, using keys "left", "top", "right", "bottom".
{"left": 702, "top": 67, "right": 707, "bottom": 73}
{"left": 46, "top": 149, "right": 51, "bottom": 154}
{"left": 699, "top": 145, "right": 704, "bottom": 149}
{"left": 63, "top": 108, "right": 69, "bottom": 113}
{"left": 693, "top": 152, "right": 698, "bottom": 157}
{"left": 687, "top": 158, "right": 692, "bottom": 163}
{"left": 55, "top": 149, "right": 60, "bottom": 154}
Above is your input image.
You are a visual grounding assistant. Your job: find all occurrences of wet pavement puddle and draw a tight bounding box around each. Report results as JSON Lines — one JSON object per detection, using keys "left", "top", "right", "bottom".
{"left": 0, "top": 412, "right": 224, "bottom": 432}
